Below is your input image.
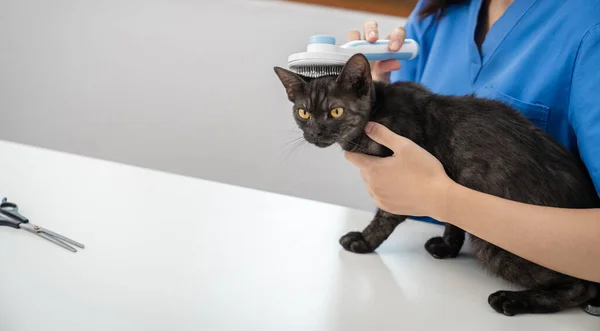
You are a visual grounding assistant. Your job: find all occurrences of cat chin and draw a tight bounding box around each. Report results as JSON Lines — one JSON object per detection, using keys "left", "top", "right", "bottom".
{"left": 313, "top": 141, "right": 335, "bottom": 148}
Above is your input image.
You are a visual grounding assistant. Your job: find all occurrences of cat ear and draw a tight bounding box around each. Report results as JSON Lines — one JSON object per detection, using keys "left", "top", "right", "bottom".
{"left": 273, "top": 67, "right": 307, "bottom": 102}
{"left": 336, "top": 54, "right": 372, "bottom": 96}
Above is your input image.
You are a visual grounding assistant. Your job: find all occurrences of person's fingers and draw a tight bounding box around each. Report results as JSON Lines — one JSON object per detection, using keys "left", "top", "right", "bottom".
{"left": 363, "top": 20, "right": 379, "bottom": 42}
{"left": 388, "top": 26, "right": 406, "bottom": 51}
{"left": 364, "top": 122, "right": 409, "bottom": 152}
{"left": 344, "top": 151, "right": 380, "bottom": 169}
{"left": 347, "top": 29, "right": 361, "bottom": 41}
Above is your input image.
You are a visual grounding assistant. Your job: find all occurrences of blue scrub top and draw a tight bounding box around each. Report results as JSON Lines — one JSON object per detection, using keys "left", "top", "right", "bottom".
{"left": 391, "top": 0, "right": 600, "bottom": 225}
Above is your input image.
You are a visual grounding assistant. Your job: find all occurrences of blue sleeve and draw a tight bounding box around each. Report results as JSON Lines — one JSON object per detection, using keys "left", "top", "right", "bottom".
{"left": 568, "top": 24, "right": 600, "bottom": 197}
{"left": 390, "top": 0, "right": 435, "bottom": 83}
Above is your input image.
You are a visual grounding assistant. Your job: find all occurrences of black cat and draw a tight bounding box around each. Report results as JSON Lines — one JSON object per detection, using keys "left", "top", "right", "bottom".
{"left": 274, "top": 53, "right": 599, "bottom": 316}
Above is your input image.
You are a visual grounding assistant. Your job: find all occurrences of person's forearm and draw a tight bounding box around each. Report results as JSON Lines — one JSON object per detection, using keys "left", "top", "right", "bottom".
{"left": 435, "top": 183, "right": 600, "bottom": 283}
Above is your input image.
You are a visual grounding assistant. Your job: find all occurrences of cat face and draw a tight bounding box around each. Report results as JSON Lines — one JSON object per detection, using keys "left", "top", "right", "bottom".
{"left": 274, "top": 54, "right": 373, "bottom": 148}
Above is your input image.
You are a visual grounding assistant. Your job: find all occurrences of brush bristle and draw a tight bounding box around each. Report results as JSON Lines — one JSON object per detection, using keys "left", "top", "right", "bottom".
{"left": 289, "top": 64, "right": 344, "bottom": 78}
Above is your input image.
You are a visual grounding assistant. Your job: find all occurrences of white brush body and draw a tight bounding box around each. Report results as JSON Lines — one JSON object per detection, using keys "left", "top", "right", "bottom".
{"left": 288, "top": 35, "right": 419, "bottom": 77}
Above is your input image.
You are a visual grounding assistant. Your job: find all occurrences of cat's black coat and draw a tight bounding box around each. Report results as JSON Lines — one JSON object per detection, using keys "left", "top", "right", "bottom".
{"left": 274, "top": 54, "right": 600, "bottom": 316}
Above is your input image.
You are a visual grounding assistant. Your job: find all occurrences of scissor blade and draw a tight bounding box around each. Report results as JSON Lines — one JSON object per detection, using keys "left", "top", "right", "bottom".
{"left": 39, "top": 227, "right": 85, "bottom": 249}
{"left": 36, "top": 231, "right": 77, "bottom": 252}
{"left": 19, "top": 223, "right": 80, "bottom": 252}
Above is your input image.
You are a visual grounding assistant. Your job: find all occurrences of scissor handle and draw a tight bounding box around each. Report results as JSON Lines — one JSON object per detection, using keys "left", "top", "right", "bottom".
{"left": 0, "top": 197, "right": 28, "bottom": 228}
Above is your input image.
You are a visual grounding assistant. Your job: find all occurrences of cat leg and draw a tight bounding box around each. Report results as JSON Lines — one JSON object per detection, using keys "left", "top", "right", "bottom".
{"left": 424, "top": 224, "right": 465, "bottom": 259}
{"left": 339, "top": 209, "right": 407, "bottom": 254}
{"left": 488, "top": 279, "right": 597, "bottom": 316}
{"left": 474, "top": 238, "right": 598, "bottom": 315}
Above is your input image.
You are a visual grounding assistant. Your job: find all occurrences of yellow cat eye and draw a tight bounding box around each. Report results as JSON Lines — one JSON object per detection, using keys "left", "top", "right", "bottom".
{"left": 330, "top": 107, "right": 344, "bottom": 118}
{"left": 298, "top": 108, "right": 310, "bottom": 119}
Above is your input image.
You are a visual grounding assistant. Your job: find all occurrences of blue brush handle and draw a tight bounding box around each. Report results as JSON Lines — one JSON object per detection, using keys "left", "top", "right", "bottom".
{"left": 341, "top": 39, "right": 419, "bottom": 61}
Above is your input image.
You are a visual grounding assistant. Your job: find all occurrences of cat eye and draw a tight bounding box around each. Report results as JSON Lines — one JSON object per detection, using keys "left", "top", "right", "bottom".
{"left": 297, "top": 108, "right": 310, "bottom": 119}
{"left": 330, "top": 107, "right": 344, "bottom": 119}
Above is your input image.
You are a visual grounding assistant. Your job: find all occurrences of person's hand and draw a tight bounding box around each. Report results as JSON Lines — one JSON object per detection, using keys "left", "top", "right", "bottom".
{"left": 344, "top": 122, "right": 455, "bottom": 218}
{"left": 347, "top": 21, "right": 406, "bottom": 83}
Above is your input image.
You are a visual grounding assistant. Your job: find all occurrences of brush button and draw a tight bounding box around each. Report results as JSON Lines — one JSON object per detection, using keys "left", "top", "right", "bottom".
{"left": 308, "top": 35, "right": 336, "bottom": 45}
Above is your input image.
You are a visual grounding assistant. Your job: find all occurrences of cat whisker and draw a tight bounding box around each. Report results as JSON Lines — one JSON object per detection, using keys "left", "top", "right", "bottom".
{"left": 296, "top": 140, "right": 309, "bottom": 158}
{"left": 281, "top": 143, "right": 300, "bottom": 163}
{"left": 281, "top": 136, "right": 304, "bottom": 149}
{"left": 280, "top": 139, "right": 306, "bottom": 164}
{"left": 288, "top": 141, "right": 308, "bottom": 162}
{"left": 277, "top": 126, "right": 303, "bottom": 136}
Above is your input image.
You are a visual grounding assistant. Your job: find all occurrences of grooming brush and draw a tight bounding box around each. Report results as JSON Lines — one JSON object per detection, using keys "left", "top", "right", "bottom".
{"left": 287, "top": 35, "right": 419, "bottom": 78}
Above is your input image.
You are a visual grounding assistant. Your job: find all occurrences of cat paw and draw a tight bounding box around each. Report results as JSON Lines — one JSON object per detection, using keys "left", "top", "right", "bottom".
{"left": 424, "top": 236, "right": 459, "bottom": 259}
{"left": 488, "top": 291, "right": 529, "bottom": 316}
{"left": 339, "top": 231, "right": 374, "bottom": 254}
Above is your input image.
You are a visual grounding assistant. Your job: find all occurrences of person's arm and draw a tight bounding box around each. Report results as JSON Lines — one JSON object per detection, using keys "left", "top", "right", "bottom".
{"left": 453, "top": 24, "right": 600, "bottom": 283}
{"left": 440, "top": 184, "right": 600, "bottom": 283}
{"left": 345, "top": 122, "right": 600, "bottom": 283}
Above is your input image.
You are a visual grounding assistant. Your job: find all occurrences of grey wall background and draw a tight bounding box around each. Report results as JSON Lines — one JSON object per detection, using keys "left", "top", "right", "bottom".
{"left": 0, "top": 0, "right": 407, "bottom": 211}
